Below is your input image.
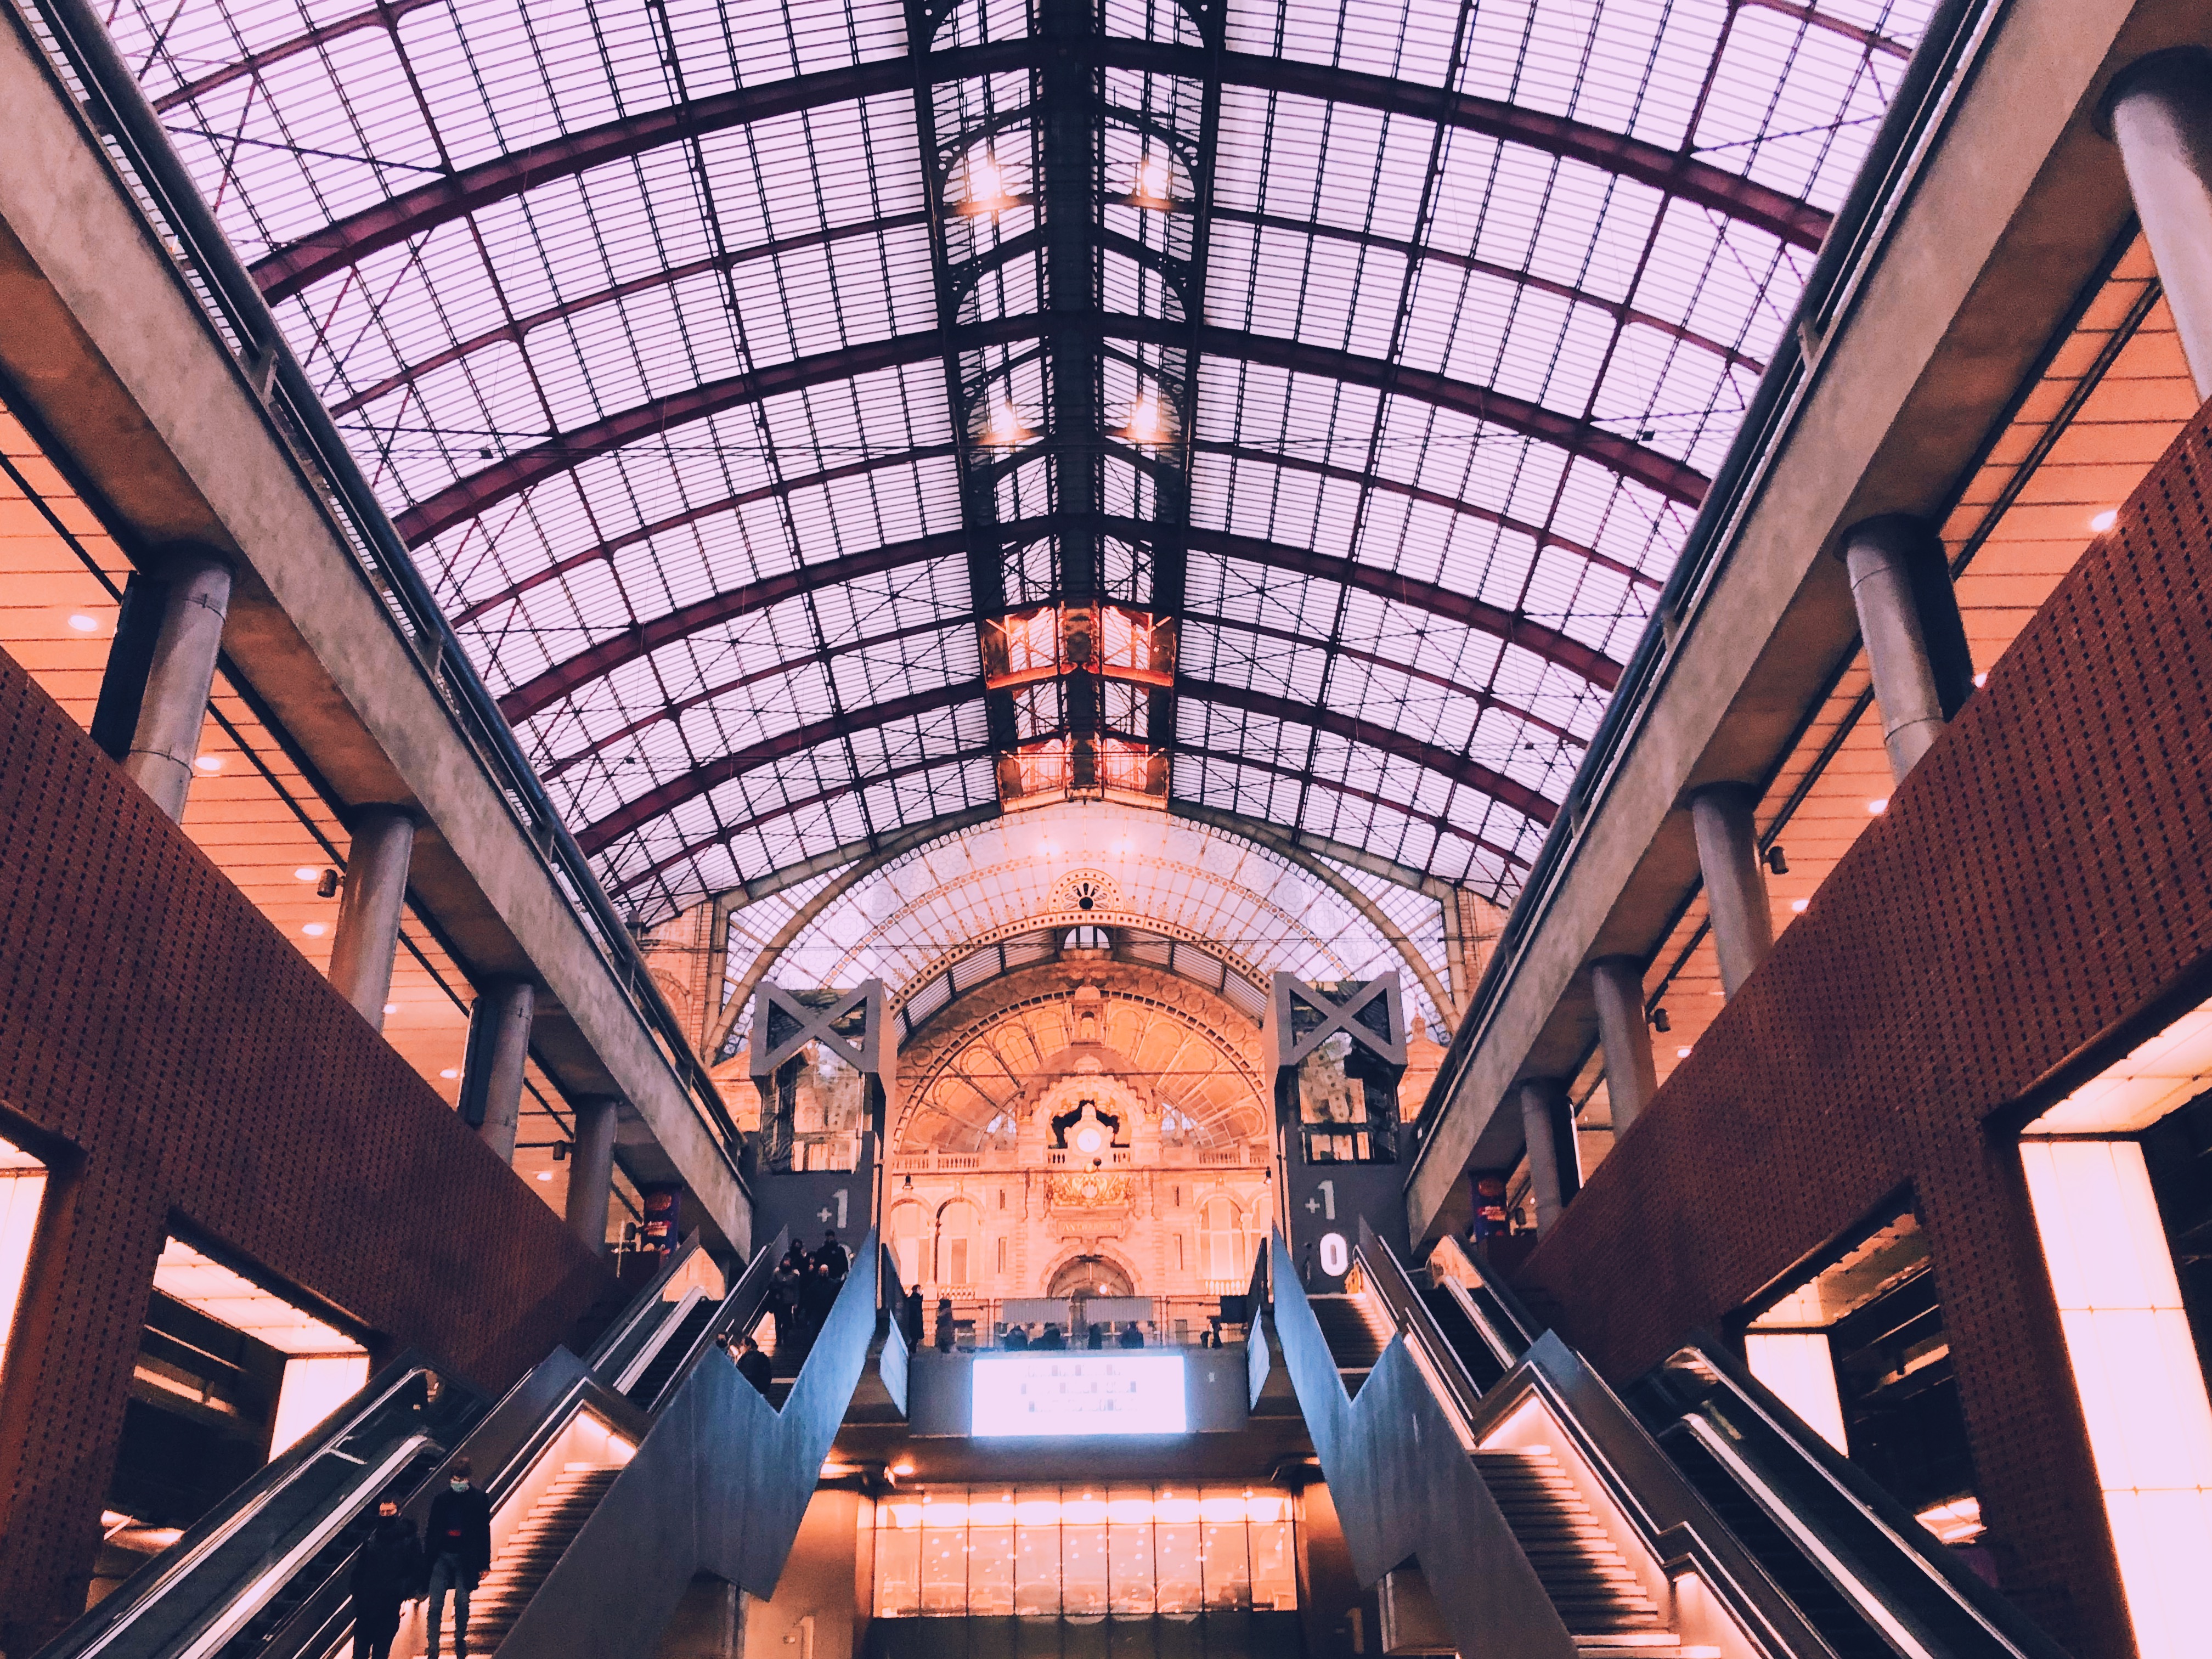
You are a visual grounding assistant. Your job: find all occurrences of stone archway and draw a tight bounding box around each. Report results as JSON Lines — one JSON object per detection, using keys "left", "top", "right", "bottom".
{"left": 1046, "top": 1253, "right": 1135, "bottom": 1299}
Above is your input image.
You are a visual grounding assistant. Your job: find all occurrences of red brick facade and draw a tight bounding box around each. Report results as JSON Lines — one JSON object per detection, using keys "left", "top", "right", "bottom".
{"left": 1519, "top": 407, "right": 2212, "bottom": 1658}
{"left": 0, "top": 650, "right": 612, "bottom": 1650}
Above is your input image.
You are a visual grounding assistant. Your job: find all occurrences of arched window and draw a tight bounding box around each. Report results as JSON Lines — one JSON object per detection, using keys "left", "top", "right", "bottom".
{"left": 888, "top": 1201, "right": 929, "bottom": 1293}
{"left": 1199, "top": 1198, "right": 1246, "bottom": 1283}
{"left": 936, "top": 1199, "right": 983, "bottom": 1288}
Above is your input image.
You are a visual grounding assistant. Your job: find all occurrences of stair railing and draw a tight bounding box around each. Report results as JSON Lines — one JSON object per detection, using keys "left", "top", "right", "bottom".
{"left": 1358, "top": 1222, "right": 1837, "bottom": 1659}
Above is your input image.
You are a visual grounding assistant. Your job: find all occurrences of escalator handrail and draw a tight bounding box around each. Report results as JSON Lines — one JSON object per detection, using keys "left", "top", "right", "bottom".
{"left": 584, "top": 1229, "right": 707, "bottom": 1373}
{"left": 1426, "top": 1233, "right": 1544, "bottom": 1357}
{"left": 36, "top": 1354, "right": 481, "bottom": 1659}
{"left": 630, "top": 1229, "right": 788, "bottom": 1416}
{"left": 1660, "top": 1343, "right": 2072, "bottom": 1659}
{"left": 1357, "top": 1226, "right": 1841, "bottom": 1659}
{"left": 249, "top": 1350, "right": 650, "bottom": 1659}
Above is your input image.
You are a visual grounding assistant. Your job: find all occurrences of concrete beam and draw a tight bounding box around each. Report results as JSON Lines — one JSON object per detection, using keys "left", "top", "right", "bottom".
{"left": 1407, "top": 0, "right": 2207, "bottom": 1238}
{"left": 0, "top": 8, "right": 748, "bottom": 1248}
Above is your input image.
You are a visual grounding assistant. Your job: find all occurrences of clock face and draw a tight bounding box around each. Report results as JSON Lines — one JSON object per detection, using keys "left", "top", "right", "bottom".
{"left": 1075, "top": 1125, "right": 1104, "bottom": 1154}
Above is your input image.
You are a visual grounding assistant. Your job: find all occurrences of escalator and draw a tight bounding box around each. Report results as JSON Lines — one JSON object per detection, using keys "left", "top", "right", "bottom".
{"left": 34, "top": 1228, "right": 884, "bottom": 1659}
{"left": 1281, "top": 1222, "right": 2070, "bottom": 1659}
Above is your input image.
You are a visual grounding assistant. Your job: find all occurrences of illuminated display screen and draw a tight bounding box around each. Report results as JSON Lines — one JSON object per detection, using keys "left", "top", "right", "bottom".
{"left": 970, "top": 1355, "right": 1188, "bottom": 1436}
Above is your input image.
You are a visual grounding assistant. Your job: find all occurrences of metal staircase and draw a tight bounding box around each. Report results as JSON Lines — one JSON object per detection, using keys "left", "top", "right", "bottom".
{"left": 1472, "top": 1446, "right": 1677, "bottom": 1656}
{"left": 453, "top": 1465, "right": 624, "bottom": 1656}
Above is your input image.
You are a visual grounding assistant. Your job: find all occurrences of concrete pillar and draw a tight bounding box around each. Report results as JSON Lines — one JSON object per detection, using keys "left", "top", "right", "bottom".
{"left": 1515, "top": 1078, "right": 1578, "bottom": 1235}
{"left": 1690, "top": 783, "right": 1774, "bottom": 998}
{"left": 2104, "top": 48, "right": 2212, "bottom": 399}
{"left": 1841, "top": 515, "right": 1967, "bottom": 783}
{"left": 566, "top": 1098, "right": 618, "bottom": 1252}
{"left": 326, "top": 808, "right": 416, "bottom": 1030}
{"left": 1589, "top": 956, "right": 1659, "bottom": 1136}
{"left": 471, "top": 981, "right": 535, "bottom": 1163}
{"left": 117, "top": 548, "right": 232, "bottom": 820}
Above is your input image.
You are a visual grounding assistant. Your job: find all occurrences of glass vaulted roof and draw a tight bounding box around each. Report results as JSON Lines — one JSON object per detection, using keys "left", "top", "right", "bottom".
{"left": 110, "top": 0, "right": 1935, "bottom": 985}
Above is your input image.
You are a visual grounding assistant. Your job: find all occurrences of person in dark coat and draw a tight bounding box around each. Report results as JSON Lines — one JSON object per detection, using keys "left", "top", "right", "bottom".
{"left": 801, "top": 1229, "right": 848, "bottom": 1335}
{"left": 934, "top": 1296, "right": 956, "bottom": 1353}
{"left": 771, "top": 1244, "right": 808, "bottom": 1348}
{"left": 904, "top": 1285, "right": 925, "bottom": 1346}
{"left": 350, "top": 1498, "right": 422, "bottom": 1659}
{"left": 1036, "top": 1323, "right": 1065, "bottom": 1351}
{"left": 1003, "top": 1323, "right": 1029, "bottom": 1351}
{"left": 733, "top": 1334, "right": 775, "bottom": 1398}
{"left": 1086, "top": 1322, "right": 1105, "bottom": 1350}
{"left": 424, "top": 1459, "right": 492, "bottom": 1659}
{"left": 1116, "top": 1322, "right": 1144, "bottom": 1349}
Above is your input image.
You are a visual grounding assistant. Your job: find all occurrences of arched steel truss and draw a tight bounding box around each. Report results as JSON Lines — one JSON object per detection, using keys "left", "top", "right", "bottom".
{"left": 119, "top": 0, "right": 1908, "bottom": 916}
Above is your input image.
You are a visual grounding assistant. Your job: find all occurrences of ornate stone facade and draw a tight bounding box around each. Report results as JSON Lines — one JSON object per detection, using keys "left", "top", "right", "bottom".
{"left": 887, "top": 960, "right": 1271, "bottom": 1317}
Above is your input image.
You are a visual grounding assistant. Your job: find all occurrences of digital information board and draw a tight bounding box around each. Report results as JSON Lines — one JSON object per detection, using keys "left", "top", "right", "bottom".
{"left": 970, "top": 1354, "right": 1188, "bottom": 1437}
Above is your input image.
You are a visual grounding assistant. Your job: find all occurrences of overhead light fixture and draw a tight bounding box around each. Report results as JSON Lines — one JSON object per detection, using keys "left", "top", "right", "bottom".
{"left": 1649, "top": 1007, "right": 1671, "bottom": 1033}
{"left": 439, "top": 1068, "right": 460, "bottom": 1080}
{"left": 67, "top": 613, "right": 101, "bottom": 633}
{"left": 2090, "top": 510, "right": 2117, "bottom": 532}
{"left": 294, "top": 866, "right": 321, "bottom": 882}
{"left": 1791, "top": 898, "right": 1809, "bottom": 913}
{"left": 302, "top": 922, "right": 328, "bottom": 938}
{"left": 194, "top": 754, "right": 223, "bottom": 773}
{"left": 1867, "top": 798, "right": 1888, "bottom": 815}
{"left": 983, "top": 400, "right": 1032, "bottom": 449}
{"left": 1973, "top": 671, "right": 1988, "bottom": 687}
{"left": 892, "top": 1460, "right": 916, "bottom": 1477}
{"left": 963, "top": 149, "right": 1015, "bottom": 215}
{"left": 1763, "top": 845, "right": 1788, "bottom": 875}
{"left": 535, "top": 1171, "right": 554, "bottom": 1182}
{"left": 1127, "top": 150, "right": 1173, "bottom": 210}
{"left": 1676, "top": 1046, "right": 1693, "bottom": 1059}
{"left": 382, "top": 1002, "right": 399, "bottom": 1015}
{"left": 1119, "top": 393, "right": 1169, "bottom": 446}
{"left": 317, "top": 869, "right": 340, "bottom": 898}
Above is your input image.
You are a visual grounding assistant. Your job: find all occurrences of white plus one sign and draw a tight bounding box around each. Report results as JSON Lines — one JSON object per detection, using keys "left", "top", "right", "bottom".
{"left": 818, "top": 1206, "right": 833, "bottom": 1222}
{"left": 1304, "top": 1197, "right": 1321, "bottom": 1214}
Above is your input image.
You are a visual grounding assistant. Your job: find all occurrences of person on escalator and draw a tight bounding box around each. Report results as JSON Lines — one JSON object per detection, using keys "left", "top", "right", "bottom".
{"left": 350, "top": 1498, "right": 422, "bottom": 1659}
{"left": 424, "top": 1459, "right": 492, "bottom": 1659}
{"left": 772, "top": 1243, "right": 809, "bottom": 1350}
{"left": 733, "top": 1334, "right": 775, "bottom": 1398}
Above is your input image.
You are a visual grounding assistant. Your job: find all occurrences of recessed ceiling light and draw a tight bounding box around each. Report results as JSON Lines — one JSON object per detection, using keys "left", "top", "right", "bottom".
{"left": 1973, "top": 672, "right": 1988, "bottom": 687}
{"left": 439, "top": 1068, "right": 460, "bottom": 1079}
{"left": 194, "top": 754, "right": 223, "bottom": 772}
{"left": 294, "top": 866, "right": 321, "bottom": 882}
{"left": 67, "top": 613, "right": 101, "bottom": 633}
{"left": 382, "top": 1002, "right": 399, "bottom": 1015}
{"left": 1675, "top": 1046, "right": 1692, "bottom": 1059}
{"left": 535, "top": 1171, "right": 554, "bottom": 1181}
{"left": 2090, "top": 510, "right": 2117, "bottom": 532}
{"left": 1791, "top": 898, "right": 1809, "bottom": 913}
{"left": 892, "top": 1461, "right": 916, "bottom": 1476}
{"left": 302, "top": 922, "right": 327, "bottom": 937}
{"left": 1867, "top": 798, "right": 1888, "bottom": 815}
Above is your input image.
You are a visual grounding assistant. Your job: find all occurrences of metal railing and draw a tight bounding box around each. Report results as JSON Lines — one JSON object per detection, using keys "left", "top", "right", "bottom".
{"left": 15, "top": 0, "right": 748, "bottom": 1178}
{"left": 1407, "top": 0, "right": 2007, "bottom": 1177}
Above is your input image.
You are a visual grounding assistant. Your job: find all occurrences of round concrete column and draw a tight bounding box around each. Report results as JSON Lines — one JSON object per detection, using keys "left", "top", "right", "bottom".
{"left": 120, "top": 548, "right": 232, "bottom": 820}
{"left": 326, "top": 808, "right": 416, "bottom": 1029}
{"left": 1842, "top": 515, "right": 1954, "bottom": 783}
{"left": 1589, "top": 956, "right": 1659, "bottom": 1136}
{"left": 472, "top": 980, "right": 535, "bottom": 1164}
{"left": 1690, "top": 782, "right": 1774, "bottom": 998}
{"left": 1515, "top": 1077, "right": 1578, "bottom": 1236}
{"left": 2106, "top": 49, "right": 2212, "bottom": 398}
{"left": 566, "top": 1098, "right": 619, "bottom": 1253}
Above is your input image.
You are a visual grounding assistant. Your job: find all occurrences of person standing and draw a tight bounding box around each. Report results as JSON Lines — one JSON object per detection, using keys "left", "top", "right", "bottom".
{"left": 424, "top": 1459, "right": 492, "bottom": 1658}
{"left": 802, "top": 1229, "right": 848, "bottom": 1338}
{"left": 774, "top": 1240, "right": 810, "bottom": 1348}
{"left": 349, "top": 1497, "right": 421, "bottom": 1659}
{"left": 733, "top": 1334, "right": 775, "bottom": 1398}
{"left": 933, "top": 1296, "right": 956, "bottom": 1353}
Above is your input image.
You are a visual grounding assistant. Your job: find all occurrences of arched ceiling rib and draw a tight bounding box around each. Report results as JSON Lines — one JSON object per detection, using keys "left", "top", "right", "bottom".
{"left": 110, "top": 0, "right": 1939, "bottom": 921}
{"left": 244, "top": 39, "right": 1832, "bottom": 304}
{"left": 390, "top": 318, "right": 1708, "bottom": 550}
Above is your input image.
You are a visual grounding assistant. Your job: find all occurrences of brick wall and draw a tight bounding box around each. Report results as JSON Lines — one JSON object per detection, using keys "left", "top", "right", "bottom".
{"left": 1517, "top": 404, "right": 2212, "bottom": 1658}
{"left": 0, "top": 647, "right": 612, "bottom": 1650}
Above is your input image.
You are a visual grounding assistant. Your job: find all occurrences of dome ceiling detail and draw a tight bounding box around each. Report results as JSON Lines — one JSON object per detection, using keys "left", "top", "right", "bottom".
{"left": 112, "top": 0, "right": 1935, "bottom": 934}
